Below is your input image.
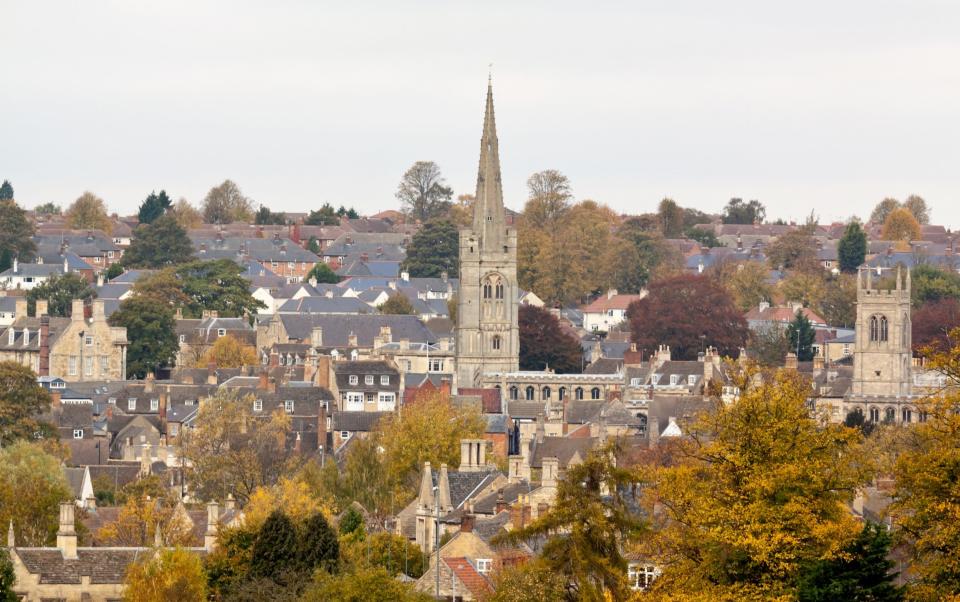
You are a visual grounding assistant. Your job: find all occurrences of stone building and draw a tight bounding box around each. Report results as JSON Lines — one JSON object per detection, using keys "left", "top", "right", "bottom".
{"left": 456, "top": 80, "right": 520, "bottom": 388}
{"left": 0, "top": 299, "right": 127, "bottom": 380}
{"left": 849, "top": 267, "right": 912, "bottom": 400}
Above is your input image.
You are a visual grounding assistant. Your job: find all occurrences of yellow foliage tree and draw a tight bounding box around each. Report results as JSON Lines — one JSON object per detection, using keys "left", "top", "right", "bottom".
{"left": 881, "top": 207, "right": 921, "bottom": 242}
{"left": 644, "top": 366, "right": 869, "bottom": 600}
{"left": 196, "top": 334, "right": 258, "bottom": 368}
{"left": 714, "top": 261, "right": 774, "bottom": 312}
{"left": 170, "top": 197, "right": 203, "bottom": 229}
{"left": 95, "top": 495, "right": 196, "bottom": 547}
{"left": 123, "top": 547, "right": 207, "bottom": 601}
{"left": 243, "top": 476, "right": 331, "bottom": 531}
{"left": 66, "top": 191, "right": 112, "bottom": 231}
{"left": 778, "top": 270, "right": 826, "bottom": 312}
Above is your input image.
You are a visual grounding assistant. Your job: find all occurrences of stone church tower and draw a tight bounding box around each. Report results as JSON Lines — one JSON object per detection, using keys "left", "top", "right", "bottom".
{"left": 849, "top": 266, "right": 912, "bottom": 399}
{"left": 455, "top": 80, "right": 520, "bottom": 388}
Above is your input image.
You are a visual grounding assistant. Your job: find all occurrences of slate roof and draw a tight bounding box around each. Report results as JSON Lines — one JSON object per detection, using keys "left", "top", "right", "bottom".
{"left": 192, "top": 235, "right": 319, "bottom": 263}
{"left": 332, "top": 411, "right": 388, "bottom": 432}
{"left": 63, "top": 467, "right": 86, "bottom": 498}
{"left": 86, "top": 463, "right": 142, "bottom": 489}
{"left": 583, "top": 358, "right": 623, "bottom": 375}
{"left": 14, "top": 549, "right": 154, "bottom": 584}
{"left": 333, "top": 361, "right": 400, "bottom": 392}
{"left": 277, "top": 296, "right": 374, "bottom": 314}
{"left": 530, "top": 436, "right": 598, "bottom": 468}
{"left": 276, "top": 314, "right": 436, "bottom": 346}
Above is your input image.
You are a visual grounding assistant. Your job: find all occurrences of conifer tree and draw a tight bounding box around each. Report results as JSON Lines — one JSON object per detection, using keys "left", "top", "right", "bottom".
{"left": 249, "top": 510, "right": 298, "bottom": 581}
{"left": 298, "top": 513, "right": 340, "bottom": 574}
{"left": 786, "top": 308, "right": 816, "bottom": 361}
{"left": 0, "top": 180, "right": 13, "bottom": 201}
{"left": 796, "top": 522, "right": 903, "bottom": 601}
{"left": 838, "top": 221, "right": 868, "bottom": 272}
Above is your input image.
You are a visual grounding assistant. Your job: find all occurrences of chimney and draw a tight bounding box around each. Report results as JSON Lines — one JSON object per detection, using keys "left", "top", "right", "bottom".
{"left": 535, "top": 413, "right": 545, "bottom": 444}
{"left": 495, "top": 490, "right": 508, "bottom": 514}
{"left": 56, "top": 502, "right": 78, "bottom": 559}
{"left": 269, "top": 350, "right": 279, "bottom": 368}
{"left": 607, "top": 288, "right": 617, "bottom": 300}
{"left": 258, "top": 369, "right": 270, "bottom": 391}
{"left": 437, "top": 464, "right": 452, "bottom": 512}
{"left": 347, "top": 332, "right": 358, "bottom": 348}
{"left": 542, "top": 457, "right": 559, "bottom": 489}
{"left": 507, "top": 455, "right": 524, "bottom": 483}
{"left": 71, "top": 299, "right": 84, "bottom": 321}
{"left": 400, "top": 271, "right": 409, "bottom": 282}
{"left": 96, "top": 271, "right": 104, "bottom": 287}
{"left": 315, "top": 354, "right": 331, "bottom": 389}
{"left": 14, "top": 297, "right": 26, "bottom": 319}
{"left": 63, "top": 256, "right": 69, "bottom": 273}
{"left": 205, "top": 501, "right": 220, "bottom": 551}
{"left": 92, "top": 300, "right": 105, "bottom": 321}
{"left": 39, "top": 316, "right": 50, "bottom": 376}
{"left": 460, "top": 513, "right": 475, "bottom": 533}
{"left": 144, "top": 372, "right": 155, "bottom": 393}
{"left": 140, "top": 442, "right": 152, "bottom": 476}
{"left": 813, "top": 354, "right": 825, "bottom": 379}
{"left": 206, "top": 360, "right": 217, "bottom": 385}
{"left": 623, "top": 343, "right": 642, "bottom": 367}
{"left": 648, "top": 414, "right": 660, "bottom": 446}
{"left": 785, "top": 352, "right": 798, "bottom": 371}
{"left": 12, "top": 257, "right": 18, "bottom": 274}
{"left": 418, "top": 462, "right": 435, "bottom": 512}
{"left": 225, "top": 494, "right": 236, "bottom": 512}
{"left": 7, "top": 520, "right": 13, "bottom": 548}
{"left": 35, "top": 299, "right": 48, "bottom": 317}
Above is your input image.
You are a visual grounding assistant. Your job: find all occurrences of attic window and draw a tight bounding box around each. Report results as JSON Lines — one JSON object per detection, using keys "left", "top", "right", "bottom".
{"left": 127, "top": 398, "right": 136, "bottom": 411}
{"left": 349, "top": 375, "right": 358, "bottom": 385}
{"left": 688, "top": 375, "right": 697, "bottom": 386}
{"left": 284, "top": 400, "right": 295, "bottom": 413}
{"left": 150, "top": 399, "right": 159, "bottom": 411}
{"left": 364, "top": 375, "right": 374, "bottom": 386}
{"left": 669, "top": 375, "right": 679, "bottom": 386}
{"left": 253, "top": 399, "right": 263, "bottom": 412}
{"left": 476, "top": 558, "right": 492, "bottom": 574}
{"left": 380, "top": 375, "right": 389, "bottom": 385}
{"left": 217, "top": 328, "right": 226, "bottom": 337}
{"left": 73, "top": 429, "right": 83, "bottom": 439}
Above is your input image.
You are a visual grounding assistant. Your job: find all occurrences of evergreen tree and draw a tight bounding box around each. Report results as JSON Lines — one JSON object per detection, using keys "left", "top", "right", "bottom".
{"left": 838, "top": 221, "right": 868, "bottom": 272}
{"left": 305, "top": 203, "right": 339, "bottom": 226}
{"left": 400, "top": 219, "right": 458, "bottom": 278}
{"left": 338, "top": 506, "right": 365, "bottom": 537}
{"left": 108, "top": 296, "right": 178, "bottom": 379}
{"left": 305, "top": 262, "right": 341, "bottom": 284}
{"left": 298, "top": 513, "right": 339, "bottom": 574}
{"left": 136, "top": 190, "right": 172, "bottom": 225}
{"left": 250, "top": 511, "right": 299, "bottom": 581}
{"left": 122, "top": 214, "right": 194, "bottom": 268}
{"left": 797, "top": 522, "right": 903, "bottom": 601}
{"left": 0, "top": 548, "right": 15, "bottom": 602}
{"left": 378, "top": 293, "right": 416, "bottom": 315}
{"left": 105, "top": 262, "right": 124, "bottom": 280}
{"left": 255, "top": 205, "right": 287, "bottom": 225}
{"left": 786, "top": 309, "right": 816, "bottom": 361}
{"left": 0, "top": 199, "right": 36, "bottom": 265}
{"left": 0, "top": 180, "right": 12, "bottom": 201}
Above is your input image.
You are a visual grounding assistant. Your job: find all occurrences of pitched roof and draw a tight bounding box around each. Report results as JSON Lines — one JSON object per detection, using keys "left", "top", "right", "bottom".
{"left": 443, "top": 557, "right": 493, "bottom": 599}
{"left": 581, "top": 293, "right": 646, "bottom": 313}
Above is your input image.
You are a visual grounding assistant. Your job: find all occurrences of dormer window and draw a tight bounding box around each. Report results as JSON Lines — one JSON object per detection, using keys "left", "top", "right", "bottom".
{"left": 128, "top": 398, "right": 136, "bottom": 411}
{"left": 688, "top": 375, "right": 697, "bottom": 386}
{"left": 652, "top": 374, "right": 661, "bottom": 385}
{"left": 349, "top": 375, "right": 358, "bottom": 386}
{"left": 284, "top": 400, "right": 294, "bottom": 413}
{"left": 670, "top": 375, "right": 680, "bottom": 386}
{"left": 380, "top": 375, "right": 389, "bottom": 385}
{"left": 73, "top": 429, "right": 83, "bottom": 439}
{"left": 253, "top": 399, "right": 263, "bottom": 412}
{"left": 630, "top": 377, "right": 642, "bottom": 386}
{"left": 150, "top": 399, "right": 159, "bottom": 411}
{"left": 364, "top": 375, "right": 374, "bottom": 386}
{"left": 217, "top": 328, "right": 226, "bottom": 337}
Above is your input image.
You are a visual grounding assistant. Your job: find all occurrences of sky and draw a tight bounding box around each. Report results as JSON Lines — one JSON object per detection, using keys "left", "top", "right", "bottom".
{"left": 4, "top": 0, "right": 960, "bottom": 227}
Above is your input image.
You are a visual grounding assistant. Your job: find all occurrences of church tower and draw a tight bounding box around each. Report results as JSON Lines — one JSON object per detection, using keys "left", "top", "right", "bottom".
{"left": 850, "top": 266, "right": 912, "bottom": 399}
{"left": 455, "top": 79, "right": 520, "bottom": 388}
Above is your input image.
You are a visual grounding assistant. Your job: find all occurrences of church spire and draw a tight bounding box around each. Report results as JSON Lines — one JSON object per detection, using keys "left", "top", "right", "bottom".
{"left": 473, "top": 78, "right": 506, "bottom": 249}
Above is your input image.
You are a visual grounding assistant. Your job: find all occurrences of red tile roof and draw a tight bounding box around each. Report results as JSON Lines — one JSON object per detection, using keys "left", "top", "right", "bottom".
{"left": 458, "top": 387, "right": 502, "bottom": 414}
{"left": 744, "top": 305, "right": 826, "bottom": 325}
{"left": 443, "top": 557, "right": 493, "bottom": 598}
{"left": 581, "top": 293, "right": 646, "bottom": 313}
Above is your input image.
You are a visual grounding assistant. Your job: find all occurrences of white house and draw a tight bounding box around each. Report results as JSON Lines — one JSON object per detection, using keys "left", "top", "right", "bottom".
{"left": 581, "top": 289, "right": 647, "bottom": 332}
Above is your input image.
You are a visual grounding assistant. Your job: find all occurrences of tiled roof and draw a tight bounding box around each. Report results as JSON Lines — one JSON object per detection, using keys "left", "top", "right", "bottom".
{"left": 443, "top": 557, "right": 493, "bottom": 599}
{"left": 745, "top": 305, "right": 827, "bottom": 325}
{"left": 581, "top": 293, "right": 646, "bottom": 313}
{"left": 276, "top": 314, "right": 436, "bottom": 347}
{"left": 332, "top": 411, "right": 389, "bottom": 432}
{"left": 458, "top": 388, "right": 502, "bottom": 414}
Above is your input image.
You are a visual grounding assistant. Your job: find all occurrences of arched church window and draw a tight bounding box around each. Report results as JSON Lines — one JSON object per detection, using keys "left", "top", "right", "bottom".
{"left": 495, "top": 282, "right": 504, "bottom": 299}
{"left": 591, "top": 387, "right": 601, "bottom": 400}
{"left": 483, "top": 283, "right": 493, "bottom": 299}
{"left": 509, "top": 386, "right": 518, "bottom": 401}
{"left": 575, "top": 387, "right": 584, "bottom": 400}
{"left": 542, "top": 387, "right": 551, "bottom": 400}
{"left": 869, "top": 316, "right": 878, "bottom": 341}
{"left": 525, "top": 386, "right": 535, "bottom": 400}
{"left": 558, "top": 387, "right": 566, "bottom": 401}
{"left": 880, "top": 316, "right": 888, "bottom": 342}
{"left": 884, "top": 407, "right": 895, "bottom": 423}
{"left": 902, "top": 407, "right": 912, "bottom": 423}
{"left": 869, "top": 407, "right": 880, "bottom": 422}
{"left": 492, "top": 335, "right": 502, "bottom": 351}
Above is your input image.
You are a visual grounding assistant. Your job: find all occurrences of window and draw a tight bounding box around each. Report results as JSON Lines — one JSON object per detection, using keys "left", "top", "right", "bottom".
{"left": 288, "top": 262, "right": 295, "bottom": 270}
{"left": 651, "top": 374, "right": 661, "bottom": 385}
{"left": 100, "top": 356, "right": 108, "bottom": 374}
{"left": 542, "top": 387, "right": 551, "bottom": 400}
{"left": 525, "top": 386, "right": 535, "bottom": 401}
{"left": 377, "top": 392, "right": 396, "bottom": 411}
{"left": 284, "top": 400, "right": 295, "bottom": 413}
{"left": 179, "top": 334, "right": 186, "bottom": 343}
{"left": 902, "top": 408, "right": 912, "bottom": 423}
{"left": 84, "top": 335, "right": 94, "bottom": 346}
{"left": 349, "top": 375, "right": 358, "bottom": 385}
{"left": 169, "top": 424, "right": 179, "bottom": 436}
{"left": 607, "top": 309, "right": 614, "bottom": 317}
{"left": 128, "top": 398, "right": 137, "bottom": 411}
{"left": 68, "top": 356, "right": 78, "bottom": 376}
{"left": 108, "top": 397, "right": 116, "bottom": 405}
{"left": 575, "top": 387, "right": 584, "bottom": 400}
{"left": 869, "top": 407, "right": 880, "bottom": 422}
{"left": 558, "top": 387, "right": 566, "bottom": 401}
{"left": 628, "top": 564, "right": 659, "bottom": 591}
{"left": 476, "top": 559, "right": 493, "bottom": 574}
{"left": 364, "top": 375, "right": 374, "bottom": 385}
{"left": 73, "top": 429, "right": 83, "bottom": 439}
{"left": 884, "top": 407, "right": 896, "bottom": 423}
{"left": 495, "top": 282, "right": 504, "bottom": 299}
{"left": 482, "top": 282, "right": 492, "bottom": 299}
{"left": 509, "top": 386, "right": 518, "bottom": 401}
{"left": 84, "top": 356, "right": 94, "bottom": 376}
{"left": 107, "top": 251, "right": 115, "bottom": 258}
{"left": 253, "top": 399, "right": 263, "bottom": 412}
{"left": 150, "top": 399, "right": 159, "bottom": 411}
{"left": 591, "top": 387, "right": 601, "bottom": 400}
{"left": 429, "top": 358, "right": 444, "bottom": 372}
{"left": 492, "top": 335, "right": 502, "bottom": 351}
{"left": 217, "top": 328, "right": 226, "bottom": 337}
{"left": 688, "top": 375, "right": 697, "bottom": 386}
{"left": 94, "top": 256, "right": 101, "bottom": 264}
{"left": 669, "top": 375, "right": 679, "bottom": 386}
{"left": 870, "top": 315, "right": 889, "bottom": 342}
{"left": 340, "top": 431, "right": 350, "bottom": 439}
{"left": 345, "top": 392, "right": 364, "bottom": 411}
{"left": 380, "top": 375, "right": 390, "bottom": 385}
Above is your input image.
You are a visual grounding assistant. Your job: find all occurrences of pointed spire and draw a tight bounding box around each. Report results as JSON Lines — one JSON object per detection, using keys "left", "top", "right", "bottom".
{"left": 473, "top": 77, "right": 506, "bottom": 250}
{"left": 7, "top": 520, "right": 14, "bottom": 547}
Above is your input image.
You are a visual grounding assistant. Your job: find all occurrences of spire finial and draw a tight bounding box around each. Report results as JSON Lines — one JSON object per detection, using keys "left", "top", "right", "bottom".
{"left": 488, "top": 63, "right": 492, "bottom": 85}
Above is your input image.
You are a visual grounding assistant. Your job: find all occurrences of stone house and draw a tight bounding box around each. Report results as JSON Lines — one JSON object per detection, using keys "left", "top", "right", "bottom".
{"left": 330, "top": 359, "right": 401, "bottom": 412}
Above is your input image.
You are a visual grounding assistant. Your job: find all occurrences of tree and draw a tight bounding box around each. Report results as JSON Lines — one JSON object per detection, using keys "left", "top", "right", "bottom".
{"left": 519, "top": 305, "right": 583, "bottom": 373}
{"left": 0, "top": 548, "right": 15, "bottom": 602}
{"left": 26, "top": 272, "right": 95, "bottom": 317}
{"left": 65, "top": 191, "right": 111, "bottom": 231}
{"left": 658, "top": 198, "right": 685, "bottom": 238}
{"left": 785, "top": 309, "right": 816, "bottom": 361}
{"left": 612, "top": 217, "right": 683, "bottom": 293}
{"left": 496, "top": 442, "right": 644, "bottom": 601}
{"left": 322, "top": 436, "right": 392, "bottom": 518}
{"left": 748, "top": 324, "right": 790, "bottom": 367}
{"left": 838, "top": 221, "right": 868, "bottom": 272}
{"left": 297, "top": 513, "right": 339, "bottom": 574}
{"left": 121, "top": 214, "right": 194, "bottom": 268}
{"left": 105, "top": 262, "right": 124, "bottom": 280}
{"left": 796, "top": 522, "right": 903, "bottom": 602}
{"left": 138, "top": 260, "right": 264, "bottom": 318}
{"left": 447, "top": 193, "right": 474, "bottom": 227}
{"left": 902, "top": 194, "right": 930, "bottom": 225}
{"left": 819, "top": 274, "right": 857, "bottom": 328}
{"left": 722, "top": 198, "right": 766, "bottom": 224}
{"left": 123, "top": 547, "right": 208, "bottom": 602}
{"left": 0, "top": 181, "right": 12, "bottom": 201}
{"left": 255, "top": 205, "right": 287, "bottom": 225}
{"left": 170, "top": 197, "right": 203, "bottom": 229}
{"left": 780, "top": 270, "right": 827, "bottom": 311}
{"left": 131, "top": 268, "right": 190, "bottom": 309}
{"left": 339, "top": 530, "right": 426, "bottom": 579}
{"left": 243, "top": 477, "right": 329, "bottom": 531}
{"left": 627, "top": 274, "right": 749, "bottom": 360}
{"left": 202, "top": 179, "right": 254, "bottom": 224}
{"left": 108, "top": 296, "right": 178, "bottom": 379}
{"left": 136, "top": 190, "right": 172, "bottom": 225}
{"left": 912, "top": 298, "right": 960, "bottom": 356}
{"left": 881, "top": 208, "right": 921, "bottom": 242}
{"left": 249, "top": 510, "right": 299, "bottom": 582}
{"left": 305, "top": 203, "right": 340, "bottom": 226}
{"left": 891, "top": 330, "right": 960, "bottom": 599}
{"left": 686, "top": 226, "right": 722, "bottom": 248}
{"left": 205, "top": 525, "right": 258, "bottom": 600}
{"left": 524, "top": 170, "right": 572, "bottom": 228}
{"left": 339, "top": 506, "right": 364, "bottom": 537}
{"left": 395, "top": 161, "right": 453, "bottom": 222}
{"left": 378, "top": 293, "right": 416, "bottom": 315}
{"left": 180, "top": 389, "right": 298, "bottom": 503}
{"left": 0, "top": 362, "right": 54, "bottom": 445}
{"left": 94, "top": 492, "right": 195, "bottom": 547}
{"left": 485, "top": 560, "right": 570, "bottom": 602}
{"left": 375, "top": 390, "right": 484, "bottom": 505}
{"left": 910, "top": 264, "right": 960, "bottom": 307}
{"left": 197, "top": 334, "right": 258, "bottom": 368}
{"left": 305, "top": 262, "right": 341, "bottom": 284}
{"left": 401, "top": 219, "right": 459, "bottom": 278}
{"left": 0, "top": 441, "right": 72, "bottom": 546}
{"left": 648, "top": 368, "right": 868, "bottom": 599}
{"left": 715, "top": 260, "right": 773, "bottom": 312}
{"left": 34, "top": 202, "right": 61, "bottom": 216}
{"left": 766, "top": 229, "right": 818, "bottom": 272}
{"left": 870, "top": 198, "right": 901, "bottom": 225}
{"left": 0, "top": 200, "right": 36, "bottom": 269}
{"left": 304, "top": 566, "right": 433, "bottom": 602}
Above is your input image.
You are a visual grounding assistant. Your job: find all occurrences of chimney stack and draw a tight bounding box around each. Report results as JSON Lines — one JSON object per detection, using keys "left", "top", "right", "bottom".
{"left": 71, "top": 299, "right": 85, "bottom": 321}
{"left": 205, "top": 501, "right": 220, "bottom": 551}
{"left": 35, "top": 299, "right": 48, "bottom": 317}
{"left": 56, "top": 502, "right": 78, "bottom": 559}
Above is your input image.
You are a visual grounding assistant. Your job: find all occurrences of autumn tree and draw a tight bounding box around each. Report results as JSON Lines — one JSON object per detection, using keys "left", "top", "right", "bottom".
{"left": 910, "top": 264, "right": 960, "bottom": 307}
{"left": 0, "top": 362, "right": 54, "bottom": 445}
{"left": 496, "top": 442, "right": 644, "bottom": 601}
{"left": 121, "top": 214, "right": 194, "bottom": 268}
{"left": 305, "top": 262, "right": 341, "bottom": 284}
{"left": 94, "top": 492, "right": 195, "bottom": 547}
{"left": 65, "top": 191, "right": 111, "bottom": 231}
{"left": 722, "top": 198, "right": 765, "bottom": 224}
{"left": 519, "top": 305, "right": 583, "bottom": 373}
{"left": 197, "top": 334, "right": 258, "bottom": 368}
{"left": 202, "top": 179, "right": 254, "bottom": 224}
{"left": 766, "top": 229, "right": 818, "bottom": 271}
{"left": 109, "top": 296, "right": 178, "bottom": 378}
{"left": 610, "top": 217, "right": 683, "bottom": 294}
{"left": 779, "top": 270, "right": 827, "bottom": 311}
{"left": 786, "top": 309, "right": 817, "bottom": 361}
{"left": 912, "top": 298, "right": 960, "bottom": 356}
{"left": 378, "top": 292, "right": 416, "bottom": 315}
{"left": 0, "top": 199, "right": 36, "bottom": 271}
{"left": 136, "top": 190, "right": 172, "bottom": 225}
{"left": 26, "top": 272, "right": 95, "bottom": 317}
{"left": 648, "top": 367, "right": 869, "bottom": 599}
{"left": 902, "top": 194, "right": 930, "bottom": 225}
{"left": 0, "top": 548, "right": 14, "bottom": 602}
{"left": 657, "top": 198, "right": 685, "bottom": 238}
{"left": 123, "top": 547, "right": 208, "bottom": 602}
{"left": 243, "top": 476, "right": 330, "bottom": 530}
{"left": 339, "top": 531, "right": 426, "bottom": 579}
{"left": 627, "top": 273, "right": 748, "bottom": 360}
{"left": 0, "top": 441, "right": 72, "bottom": 546}
{"left": 395, "top": 161, "right": 453, "bottom": 222}
{"left": 870, "top": 197, "right": 901, "bottom": 225}
{"left": 891, "top": 329, "right": 960, "bottom": 599}
{"left": 881, "top": 207, "right": 921, "bottom": 242}
{"left": 447, "top": 193, "right": 475, "bottom": 227}
{"left": 170, "top": 197, "right": 203, "bottom": 229}
{"left": 134, "top": 260, "right": 264, "bottom": 318}
{"left": 321, "top": 436, "right": 392, "bottom": 518}
{"left": 484, "top": 561, "right": 569, "bottom": 602}
{"left": 34, "top": 202, "right": 61, "bottom": 216}
{"left": 524, "top": 169, "right": 572, "bottom": 228}
{"left": 747, "top": 324, "right": 790, "bottom": 367}
{"left": 180, "top": 389, "right": 298, "bottom": 503}
{"left": 304, "top": 566, "right": 433, "bottom": 602}
{"left": 401, "top": 219, "right": 459, "bottom": 278}
{"left": 713, "top": 260, "right": 773, "bottom": 312}
{"left": 838, "top": 221, "right": 868, "bottom": 272}
{"left": 819, "top": 273, "right": 857, "bottom": 328}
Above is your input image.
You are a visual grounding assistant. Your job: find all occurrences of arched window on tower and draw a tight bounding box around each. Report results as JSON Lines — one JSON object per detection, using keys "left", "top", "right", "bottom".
{"left": 575, "top": 387, "right": 584, "bottom": 400}
{"left": 542, "top": 386, "right": 551, "bottom": 400}
{"left": 880, "top": 316, "right": 888, "bottom": 342}
{"left": 869, "top": 407, "right": 880, "bottom": 422}
{"left": 558, "top": 387, "right": 566, "bottom": 401}
{"left": 495, "top": 282, "right": 504, "bottom": 299}
{"left": 590, "top": 387, "right": 601, "bottom": 400}
{"left": 492, "top": 335, "right": 502, "bottom": 351}
{"left": 509, "top": 386, "right": 518, "bottom": 401}
{"left": 483, "top": 282, "right": 493, "bottom": 299}
{"left": 525, "top": 386, "right": 535, "bottom": 401}
{"left": 870, "top": 315, "right": 889, "bottom": 342}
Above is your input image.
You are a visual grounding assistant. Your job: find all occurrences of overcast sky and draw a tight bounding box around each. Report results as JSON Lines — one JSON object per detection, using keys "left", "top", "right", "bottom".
{"left": 4, "top": 1, "right": 960, "bottom": 227}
